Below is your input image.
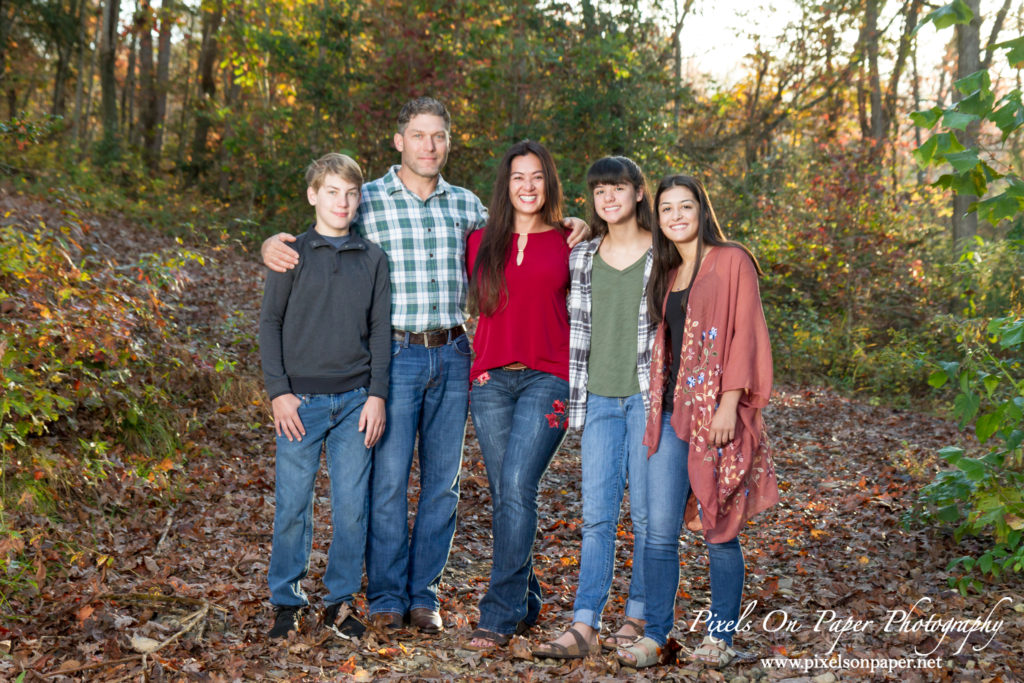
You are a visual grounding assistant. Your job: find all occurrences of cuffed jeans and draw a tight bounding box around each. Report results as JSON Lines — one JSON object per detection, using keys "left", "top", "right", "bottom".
{"left": 644, "top": 413, "right": 745, "bottom": 646}
{"left": 366, "top": 334, "right": 471, "bottom": 616}
{"left": 470, "top": 368, "right": 569, "bottom": 635}
{"left": 572, "top": 392, "right": 647, "bottom": 630}
{"left": 268, "top": 388, "right": 371, "bottom": 608}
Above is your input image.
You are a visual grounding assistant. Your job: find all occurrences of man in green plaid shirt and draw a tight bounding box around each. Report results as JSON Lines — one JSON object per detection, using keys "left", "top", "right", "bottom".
{"left": 262, "top": 97, "right": 586, "bottom": 636}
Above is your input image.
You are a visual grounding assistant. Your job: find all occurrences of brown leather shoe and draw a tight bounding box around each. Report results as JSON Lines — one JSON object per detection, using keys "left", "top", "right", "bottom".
{"left": 408, "top": 607, "right": 443, "bottom": 634}
{"left": 370, "top": 612, "right": 403, "bottom": 630}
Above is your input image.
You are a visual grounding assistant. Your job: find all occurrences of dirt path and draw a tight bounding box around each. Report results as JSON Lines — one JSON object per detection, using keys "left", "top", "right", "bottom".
{"left": 3, "top": 197, "right": 1021, "bottom": 681}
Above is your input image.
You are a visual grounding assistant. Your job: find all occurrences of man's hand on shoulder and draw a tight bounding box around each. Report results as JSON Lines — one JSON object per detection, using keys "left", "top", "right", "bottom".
{"left": 562, "top": 217, "right": 591, "bottom": 248}
{"left": 262, "top": 233, "right": 300, "bottom": 273}
{"left": 359, "top": 396, "right": 386, "bottom": 448}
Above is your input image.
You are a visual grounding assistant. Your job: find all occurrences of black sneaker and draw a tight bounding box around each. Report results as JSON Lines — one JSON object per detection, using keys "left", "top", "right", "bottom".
{"left": 269, "top": 606, "right": 302, "bottom": 639}
{"left": 323, "top": 603, "right": 366, "bottom": 640}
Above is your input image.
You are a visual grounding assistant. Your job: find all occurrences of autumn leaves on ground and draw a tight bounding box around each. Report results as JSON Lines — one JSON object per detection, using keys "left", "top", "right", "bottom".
{"left": 2, "top": 190, "right": 1022, "bottom": 682}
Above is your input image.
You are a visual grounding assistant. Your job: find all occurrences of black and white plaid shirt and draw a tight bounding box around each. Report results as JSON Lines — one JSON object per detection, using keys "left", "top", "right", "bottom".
{"left": 567, "top": 238, "right": 656, "bottom": 430}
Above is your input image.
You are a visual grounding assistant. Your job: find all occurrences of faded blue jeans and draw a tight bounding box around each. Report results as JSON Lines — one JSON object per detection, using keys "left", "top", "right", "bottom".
{"left": 572, "top": 392, "right": 647, "bottom": 630}
{"left": 470, "top": 367, "right": 569, "bottom": 635}
{"left": 366, "top": 333, "right": 471, "bottom": 617}
{"left": 643, "top": 412, "right": 745, "bottom": 646}
{"left": 268, "top": 388, "right": 371, "bottom": 608}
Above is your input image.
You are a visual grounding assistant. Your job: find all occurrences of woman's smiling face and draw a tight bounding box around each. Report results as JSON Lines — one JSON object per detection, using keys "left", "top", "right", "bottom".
{"left": 658, "top": 185, "right": 700, "bottom": 247}
{"left": 509, "top": 153, "right": 546, "bottom": 216}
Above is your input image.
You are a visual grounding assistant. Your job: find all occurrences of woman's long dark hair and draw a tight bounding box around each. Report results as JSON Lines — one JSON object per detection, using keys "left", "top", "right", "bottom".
{"left": 469, "top": 140, "right": 564, "bottom": 316}
{"left": 585, "top": 156, "right": 655, "bottom": 239}
{"left": 647, "top": 174, "right": 763, "bottom": 323}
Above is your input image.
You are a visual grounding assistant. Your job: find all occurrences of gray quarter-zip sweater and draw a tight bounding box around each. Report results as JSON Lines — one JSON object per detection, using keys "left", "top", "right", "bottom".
{"left": 259, "top": 225, "right": 391, "bottom": 401}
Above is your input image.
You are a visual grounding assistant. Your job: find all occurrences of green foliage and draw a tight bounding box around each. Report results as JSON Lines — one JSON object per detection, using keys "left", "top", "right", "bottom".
{"left": 912, "top": 41, "right": 1024, "bottom": 226}
{"left": 917, "top": 317, "right": 1024, "bottom": 593}
{"left": 919, "top": 0, "right": 974, "bottom": 31}
{"left": 0, "top": 204, "right": 225, "bottom": 500}
{"left": 909, "top": 16, "right": 1024, "bottom": 594}
{"left": 0, "top": 115, "right": 65, "bottom": 160}
{"left": 745, "top": 141, "right": 948, "bottom": 400}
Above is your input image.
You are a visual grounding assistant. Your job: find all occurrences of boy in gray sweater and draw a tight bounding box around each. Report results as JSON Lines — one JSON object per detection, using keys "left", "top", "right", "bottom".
{"left": 259, "top": 153, "right": 390, "bottom": 641}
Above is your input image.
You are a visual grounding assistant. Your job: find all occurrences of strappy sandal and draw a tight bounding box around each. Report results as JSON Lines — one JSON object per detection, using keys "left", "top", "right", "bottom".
{"left": 602, "top": 618, "right": 644, "bottom": 651}
{"left": 463, "top": 628, "right": 511, "bottom": 652}
{"left": 690, "top": 634, "right": 737, "bottom": 668}
{"left": 616, "top": 636, "right": 661, "bottom": 669}
{"left": 532, "top": 625, "right": 596, "bottom": 660}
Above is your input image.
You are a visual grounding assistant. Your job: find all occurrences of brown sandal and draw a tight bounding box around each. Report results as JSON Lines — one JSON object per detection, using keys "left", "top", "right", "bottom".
{"left": 463, "top": 628, "right": 510, "bottom": 652}
{"left": 602, "top": 618, "right": 644, "bottom": 651}
{"left": 532, "top": 626, "right": 597, "bottom": 659}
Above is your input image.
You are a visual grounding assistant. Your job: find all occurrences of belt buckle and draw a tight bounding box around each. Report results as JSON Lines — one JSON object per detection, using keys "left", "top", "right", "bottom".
{"left": 423, "top": 329, "right": 443, "bottom": 349}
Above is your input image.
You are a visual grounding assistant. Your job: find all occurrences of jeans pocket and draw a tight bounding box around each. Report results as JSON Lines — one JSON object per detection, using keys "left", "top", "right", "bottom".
{"left": 453, "top": 334, "right": 471, "bottom": 357}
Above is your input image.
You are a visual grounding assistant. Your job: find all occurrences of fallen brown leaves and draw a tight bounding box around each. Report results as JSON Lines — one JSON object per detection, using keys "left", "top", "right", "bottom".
{"left": 1, "top": 189, "right": 1022, "bottom": 681}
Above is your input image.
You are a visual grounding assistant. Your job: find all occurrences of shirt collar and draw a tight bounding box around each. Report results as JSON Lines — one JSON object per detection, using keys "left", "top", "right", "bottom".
{"left": 383, "top": 164, "right": 451, "bottom": 200}
{"left": 306, "top": 224, "right": 364, "bottom": 250}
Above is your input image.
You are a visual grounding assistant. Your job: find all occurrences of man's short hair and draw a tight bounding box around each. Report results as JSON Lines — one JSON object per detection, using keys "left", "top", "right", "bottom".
{"left": 397, "top": 97, "right": 451, "bottom": 134}
{"left": 305, "top": 153, "right": 363, "bottom": 190}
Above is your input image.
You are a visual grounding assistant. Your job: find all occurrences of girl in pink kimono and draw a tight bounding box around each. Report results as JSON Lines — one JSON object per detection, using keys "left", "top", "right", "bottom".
{"left": 616, "top": 174, "right": 778, "bottom": 670}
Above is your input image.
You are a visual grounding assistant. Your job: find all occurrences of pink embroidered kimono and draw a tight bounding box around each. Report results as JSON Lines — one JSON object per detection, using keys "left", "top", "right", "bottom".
{"left": 642, "top": 245, "right": 778, "bottom": 544}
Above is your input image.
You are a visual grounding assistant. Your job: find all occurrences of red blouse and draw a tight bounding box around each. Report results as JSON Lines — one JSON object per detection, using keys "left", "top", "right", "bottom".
{"left": 467, "top": 228, "right": 570, "bottom": 382}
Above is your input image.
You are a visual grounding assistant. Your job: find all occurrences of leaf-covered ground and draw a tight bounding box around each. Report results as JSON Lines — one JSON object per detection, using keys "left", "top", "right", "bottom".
{"left": 3, "top": 195, "right": 1022, "bottom": 682}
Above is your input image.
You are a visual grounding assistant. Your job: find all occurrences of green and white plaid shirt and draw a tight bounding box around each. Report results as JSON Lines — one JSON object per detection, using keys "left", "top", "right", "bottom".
{"left": 355, "top": 165, "right": 488, "bottom": 332}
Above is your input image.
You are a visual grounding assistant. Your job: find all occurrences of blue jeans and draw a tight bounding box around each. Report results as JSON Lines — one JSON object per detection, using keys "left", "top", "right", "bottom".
{"left": 573, "top": 392, "right": 647, "bottom": 629}
{"left": 470, "top": 368, "right": 569, "bottom": 635}
{"left": 268, "top": 388, "right": 371, "bottom": 608}
{"left": 644, "top": 413, "right": 745, "bottom": 646}
{"left": 366, "top": 334, "right": 471, "bottom": 616}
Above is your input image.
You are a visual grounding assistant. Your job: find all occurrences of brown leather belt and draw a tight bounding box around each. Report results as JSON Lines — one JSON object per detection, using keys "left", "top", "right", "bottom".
{"left": 502, "top": 362, "right": 528, "bottom": 370}
{"left": 393, "top": 325, "right": 466, "bottom": 348}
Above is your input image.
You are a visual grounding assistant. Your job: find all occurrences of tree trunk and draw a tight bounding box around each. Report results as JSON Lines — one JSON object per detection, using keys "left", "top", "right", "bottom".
{"left": 952, "top": 0, "right": 981, "bottom": 249}
{"left": 1, "top": 0, "right": 27, "bottom": 119}
{"left": 98, "top": 0, "right": 121, "bottom": 155}
{"left": 81, "top": 0, "right": 104, "bottom": 151}
{"left": 122, "top": 23, "right": 136, "bottom": 139}
{"left": 175, "top": 7, "right": 196, "bottom": 168}
{"left": 152, "top": 0, "right": 173, "bottom": 160}
{"left": 71, "top": 0, "right": 87, "bottom": 145}
{"left": 187, "top": 0, "right": 223, "bottom": 184}
{"left": 865, "top": 0, "right": 884, "bottom": 141}
{"left": 138, "top": 0, "right": 158, "bottom": 168}
{"left": 50, "top": 0, "right": 79, "bottom": 119}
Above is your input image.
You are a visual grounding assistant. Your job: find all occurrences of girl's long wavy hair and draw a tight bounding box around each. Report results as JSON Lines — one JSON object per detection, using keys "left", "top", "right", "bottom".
{"left": 647, "top": 174, "right": 763, "bottom": 323}
{"left": 585, "top": 156, "right": 655, "bottom": 239}
{"left": 469, "top": 140, "right": 564, "bottom": 317}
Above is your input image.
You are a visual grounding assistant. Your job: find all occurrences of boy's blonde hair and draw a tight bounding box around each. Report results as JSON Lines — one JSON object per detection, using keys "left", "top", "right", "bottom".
{"left": 305, "top": 153, "right": 363, "bottom": 191}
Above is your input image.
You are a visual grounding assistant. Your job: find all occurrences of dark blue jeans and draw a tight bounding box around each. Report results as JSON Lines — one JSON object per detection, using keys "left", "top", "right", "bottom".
{"left": 470, "top": 368, "right": 569, "bottom": 635}
{"left": 644, "top": 413, "right": 745, "bottom": 646}
{"left": 366, "top": 334, "right": 471, "bottom": 616}
{"left": 268, "top": 388, "right": 371, "bottom": 608}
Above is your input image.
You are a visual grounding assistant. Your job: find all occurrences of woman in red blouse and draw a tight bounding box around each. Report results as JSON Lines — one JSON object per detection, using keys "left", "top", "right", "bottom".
{"left": 463, "top": 140, "right": 571, "bottom": 651}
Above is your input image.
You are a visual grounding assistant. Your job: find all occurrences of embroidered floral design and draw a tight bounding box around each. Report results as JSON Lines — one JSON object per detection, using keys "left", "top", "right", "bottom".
{"left": 646, "top": 300, "right": 777, "bottom": 539}
{"left": 544, "top": 397, "right": 568, "bottom": 430}
{"left": 472, "top": 371, "right": 491, "bottom": 387}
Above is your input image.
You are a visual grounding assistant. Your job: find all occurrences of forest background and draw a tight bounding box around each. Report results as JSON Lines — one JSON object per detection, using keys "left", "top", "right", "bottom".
{"left": 1, "top": 0, "right": 1024, "bottom": 679}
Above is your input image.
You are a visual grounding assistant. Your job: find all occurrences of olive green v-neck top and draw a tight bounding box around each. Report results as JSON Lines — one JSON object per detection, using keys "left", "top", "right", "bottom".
{"left": 586, "top": 251, "right": 646, "bottom": 397}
